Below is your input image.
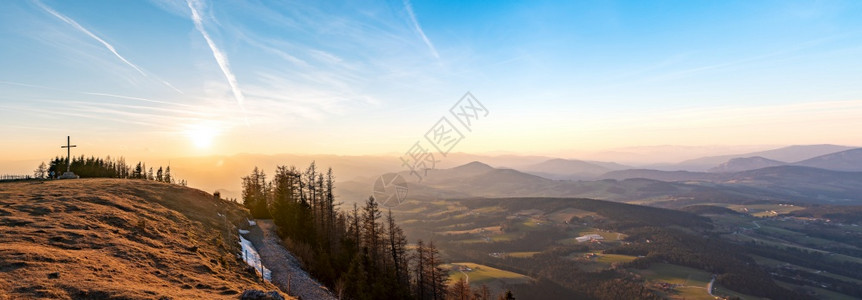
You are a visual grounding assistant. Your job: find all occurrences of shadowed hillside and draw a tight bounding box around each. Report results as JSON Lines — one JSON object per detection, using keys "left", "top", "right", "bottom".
{"left": 0, "top": 179, "right": 286, "bottom": 299}
{"left": 708, "top": 156, "right": 786, "bottom": 173}
{"left": 794, "top": 148, "right": 862, "bottom": 171}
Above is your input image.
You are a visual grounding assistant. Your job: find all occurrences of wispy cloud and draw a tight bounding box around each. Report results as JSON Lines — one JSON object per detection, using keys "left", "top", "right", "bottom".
{"left": 34, "top": 0, "right": 146, "bottom": 76}
{"left": 84, "top": 92, "right": 196, "bottom": 108}
{"left": 402, "top": 0, "right": 439, "bottom": 59}
{"left": 186, "top": 0, "right": 246, "bottom": 110}
{"left": 34, "top": 0, "right": 183, "bottom": 94}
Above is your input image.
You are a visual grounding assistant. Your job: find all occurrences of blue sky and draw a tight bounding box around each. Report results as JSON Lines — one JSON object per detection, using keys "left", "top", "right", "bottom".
{"left": 1, "top": 0, "right": 861, "bottom": 163}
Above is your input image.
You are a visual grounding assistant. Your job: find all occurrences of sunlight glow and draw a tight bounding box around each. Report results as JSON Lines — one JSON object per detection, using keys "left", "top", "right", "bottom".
{"left": 185, "top": 123, "right": 219, "bottom": 149}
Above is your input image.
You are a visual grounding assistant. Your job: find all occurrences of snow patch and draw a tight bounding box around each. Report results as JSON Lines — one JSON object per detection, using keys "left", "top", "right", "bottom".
{"left": 239, "top": 232, "right": 271, "bottom": 281}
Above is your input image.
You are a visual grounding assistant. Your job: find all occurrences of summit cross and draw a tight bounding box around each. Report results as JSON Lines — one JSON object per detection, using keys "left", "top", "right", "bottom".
{"left": 60, "top": 136, "right": 76, "bottom": 172}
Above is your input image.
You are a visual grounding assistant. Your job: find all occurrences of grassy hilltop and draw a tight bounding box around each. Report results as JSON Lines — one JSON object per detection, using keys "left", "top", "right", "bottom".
{"left": 0, "top": 179, "right": 283, "bottom": 299}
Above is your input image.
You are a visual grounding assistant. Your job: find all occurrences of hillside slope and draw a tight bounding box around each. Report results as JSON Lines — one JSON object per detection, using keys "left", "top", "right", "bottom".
{"left": 675, "top": 144, "right": 854, "bottom": 170}
{"left": 0, "top": 179, "right": 284, "bottom": 299}
{"left": 708, "top": 156, "right": 786, "bottom": 173}
{"left": 794, "top": 148, "right": 862, "bottom": 171}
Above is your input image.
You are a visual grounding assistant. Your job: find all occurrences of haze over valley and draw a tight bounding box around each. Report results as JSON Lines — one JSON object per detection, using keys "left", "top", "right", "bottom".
{"left": 3, "top": 1, "right": 862, "bottom": 299}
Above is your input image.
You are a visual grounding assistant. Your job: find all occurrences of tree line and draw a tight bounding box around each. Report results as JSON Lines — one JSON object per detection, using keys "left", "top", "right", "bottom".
{"left": 241, "top": 163, "right": 515, "bottom": 300}
{"left": 33, "top": 155, "right": 186, "bottom": 185}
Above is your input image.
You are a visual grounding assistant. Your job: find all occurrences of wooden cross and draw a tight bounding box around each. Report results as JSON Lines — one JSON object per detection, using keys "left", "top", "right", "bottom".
{"left": 60, "top": 136, "right": 76, "bottom": 172}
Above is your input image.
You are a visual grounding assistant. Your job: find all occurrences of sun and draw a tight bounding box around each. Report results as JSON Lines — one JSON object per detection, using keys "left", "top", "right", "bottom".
{"left": 185, "top": 123, "right": 219, "bottom": 149}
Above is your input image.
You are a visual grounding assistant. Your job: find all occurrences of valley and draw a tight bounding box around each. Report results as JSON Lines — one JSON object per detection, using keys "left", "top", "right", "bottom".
{"left": 382, "top": 194, "right": 862, "bottom": 300}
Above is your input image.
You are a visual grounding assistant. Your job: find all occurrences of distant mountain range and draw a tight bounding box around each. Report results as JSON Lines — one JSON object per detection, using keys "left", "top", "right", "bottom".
{"left": 520, "top": 158, "right": 630, "bottom": 180}
{"left": 339, "top": 156, "right": 862, "bottom": 208}
{"left": 704, "top": 148, "right": 862, "bottom": 173}
{"left": 667, "top": 144, "right": 856, "bottom": 171}
{"left": 511, "top": 145, "right": 859, "bottom": 179}
{"left": 164, "top": 144, "right": 860, "bottom": 202}
{"left": 794, "top": 148, "right": 862, "bottom": 172}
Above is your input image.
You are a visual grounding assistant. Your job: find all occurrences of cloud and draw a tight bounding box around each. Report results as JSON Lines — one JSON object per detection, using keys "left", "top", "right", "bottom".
{"left": 35, "top": 0, "right": 145, "bottom": 75}
{"left": 186, "top": 0, "right": 246, "bottom": 110}
{"left": 402, "top": 0, "right": 439, "bottom": 59}
{"left": 33, "top": 0, "right": 183, "bottom": 94}
{"left": 84, "top": 92, "right": 196, "bottom": 108}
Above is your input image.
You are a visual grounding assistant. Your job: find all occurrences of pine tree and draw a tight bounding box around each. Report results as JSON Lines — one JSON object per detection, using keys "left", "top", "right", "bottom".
{"left": 386, "top": 209, "right": 409, "bottom": 288}
{"left": 498, "top": 290, "right": 515, "bottom": 300}
{"left": 361, "top": 196, "right": 383, "bottom": 271}
{"left": 241, "top": 167, "right": 269, "bottom": 218}
{"left": 156, "top": 167, "right": 163, "bottom": 182}
{"left": 164, "top": 165, "right": 172, "bottom": 184}
{"left": 134, "top": 162, "right": 143, "bottom": 179}
{"left": 415, "top": 240, "right": 427, "bottom": 300}
{"left": 270, "top": 165, "right": 298, "bottom": 230}
{"left": 325, "top": 167, "right": 337, "bottom": 252}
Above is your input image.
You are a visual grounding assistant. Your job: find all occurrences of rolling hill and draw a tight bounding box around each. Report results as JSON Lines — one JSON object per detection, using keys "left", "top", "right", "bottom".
{"left": 0, "top": 179, "right": 285, "bottom": 299}
{"left": 673, "top": 144, "right": 854, "bottom": 171}
{"left": 387, "top": 196, "right": 821, "bottom": 300}
{"left": 722, "top": 166, "right": 862, "bottom": 203}
{"left": 708, "top": 156, "right": 786, "bottom": 173}
{"left": 794, "top": 148, "right": 862, "bottom": 172}
{"left": 341, "top": 160, "right": 862, "bottom": 209}
{"left": 599, "top": 169, "right": 720, "bottom": 182}
{"left": 520, "top": 159, "right": 628, "bottom": 180}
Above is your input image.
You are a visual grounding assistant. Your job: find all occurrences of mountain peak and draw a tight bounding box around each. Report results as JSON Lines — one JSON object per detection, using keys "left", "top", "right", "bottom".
{"left": 453, "top": 161, "right": 494, "bottom": 171}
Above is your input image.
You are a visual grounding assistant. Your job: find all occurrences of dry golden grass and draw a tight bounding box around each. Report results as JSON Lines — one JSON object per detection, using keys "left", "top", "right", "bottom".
{"left": 0, "top": 179, "right": 285, "bottom": 299}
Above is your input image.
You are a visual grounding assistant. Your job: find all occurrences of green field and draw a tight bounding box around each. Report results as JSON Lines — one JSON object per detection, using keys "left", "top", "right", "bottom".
{"left": 596, "top": 253, "right": 637, "bottom": 264}
{"left": 724, "top": 203, "right": 805, "bottom": 217}
{"left": 507, "top": 251, "right": 539, "bottom": 258}
{"left": 565, "top": 252, "right": 638, "bottom": 272}
{"left": 580, "top": 230, "right": 625, "bottom": 241}
{"left": 445, "top": 262, "right": 531, "bottom": 286}
{"left": 636, "top": 263, "right": 714, "bottom": 300}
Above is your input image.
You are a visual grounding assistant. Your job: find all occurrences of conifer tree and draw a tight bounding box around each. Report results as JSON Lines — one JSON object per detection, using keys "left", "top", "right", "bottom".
{"left": 134, "top": 162, "right": 143, "bottom": 179}
{"left": 386, "top": 209, "right": 409, "bottom": 288}
{"left": 361, "top": 196, "right": 383, "bottom": 271}
{"left": 164, "top": 165, "right": 172, "bottom": 183}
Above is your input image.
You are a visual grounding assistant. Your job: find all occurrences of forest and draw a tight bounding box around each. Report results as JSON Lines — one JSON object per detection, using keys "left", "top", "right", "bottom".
{"left": 240, "top": 163, "right": 516, "bottom": 300}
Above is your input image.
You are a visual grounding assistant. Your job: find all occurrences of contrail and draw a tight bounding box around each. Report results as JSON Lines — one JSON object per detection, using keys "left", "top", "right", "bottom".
{"left": 187, "top": 0, "right": 246, "bottom": 109}
{"left": 35, "top": 0, "right": 146, "bottom": 75}
{"left": 34, "top": 0, "right": 183, "bottom": 94}
{"left": 403, "top": 0, "right": 439, "bottom": 59}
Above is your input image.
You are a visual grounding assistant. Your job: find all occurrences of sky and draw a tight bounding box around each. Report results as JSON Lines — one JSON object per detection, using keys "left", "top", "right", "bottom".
{"left": 2, "top": 0, "right": 862, "bottom": 168}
